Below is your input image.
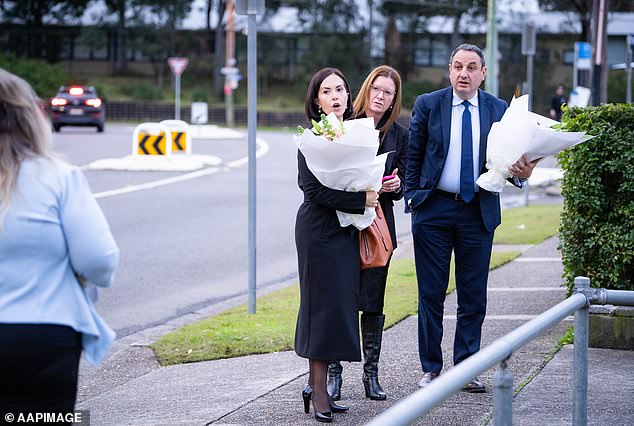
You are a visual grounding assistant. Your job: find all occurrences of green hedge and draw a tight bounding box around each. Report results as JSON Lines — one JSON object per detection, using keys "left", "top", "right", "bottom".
{"left": 556, "top": 103, "right": 634, "bottom": 293}
{"left": 0, "top": 54, "right": 67, "bottom": 97}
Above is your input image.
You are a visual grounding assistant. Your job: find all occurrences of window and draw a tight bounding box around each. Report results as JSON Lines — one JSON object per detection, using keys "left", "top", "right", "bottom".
{"left": 535, "top": 48, "right": 550, "bottom": 64}
{"left": 414, "top": 38, "right": 449, "bottom": 67}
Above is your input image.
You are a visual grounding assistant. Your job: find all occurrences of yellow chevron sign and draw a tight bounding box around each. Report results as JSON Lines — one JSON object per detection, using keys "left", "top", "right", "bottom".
{"left": 137, "top": 132, "right": 167, "bottom": 155}
{"left": 171, "top": 131, "right": 187, "bottom": 152}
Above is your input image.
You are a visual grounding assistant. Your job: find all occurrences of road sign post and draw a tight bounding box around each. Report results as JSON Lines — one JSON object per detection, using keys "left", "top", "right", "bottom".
{"left": 168, "top": 57, "right": 189, "bottom": 121}
{"left": 574, "top": 42, "right": 591, "bottom": 89}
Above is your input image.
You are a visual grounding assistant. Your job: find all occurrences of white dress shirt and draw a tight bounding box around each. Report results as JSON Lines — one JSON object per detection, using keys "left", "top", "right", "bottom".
{"left": 437, "top": 92, "right": 480, "bottom": 194}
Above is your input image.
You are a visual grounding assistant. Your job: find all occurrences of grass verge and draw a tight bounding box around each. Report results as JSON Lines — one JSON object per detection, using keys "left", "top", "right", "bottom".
{"left": 152, "top": 251, "right": 520, "bottom": 366}
{"left": 152, "top": 204, "right": 562, "bottom": 366}
{"left": 494, "top": 204, "right": 562, "bottom": 244}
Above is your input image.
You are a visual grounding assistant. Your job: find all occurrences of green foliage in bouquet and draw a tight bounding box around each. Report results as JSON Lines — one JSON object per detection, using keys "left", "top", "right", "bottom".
{"left": 296, "top": 113, "right": 345, "bottom": 140}
{"left": 556, "top": 103, "right": 634, "bottom": 293}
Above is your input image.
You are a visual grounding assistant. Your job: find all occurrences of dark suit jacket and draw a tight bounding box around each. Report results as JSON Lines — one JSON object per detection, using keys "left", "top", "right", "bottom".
{"left": 404, "top": 87, "right": 508, "bottom": 232}
{"left": 377, "top": 121, "right": 408, "bottom": 249}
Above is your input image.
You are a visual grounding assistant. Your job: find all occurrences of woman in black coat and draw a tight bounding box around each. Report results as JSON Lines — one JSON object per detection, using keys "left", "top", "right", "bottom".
{"left": 327, "top": 65, "right": 408, "bottom": 402}
{"left": 294, "top": 67, "right": 379, "bottom": 423}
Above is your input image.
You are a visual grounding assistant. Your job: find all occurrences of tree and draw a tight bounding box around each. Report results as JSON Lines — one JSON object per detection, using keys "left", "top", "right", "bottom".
{"left": 538, "top": 0, "right": 634, "bottom": 42}
{"left": 258, "top": 0, "right": 369, "bottom": 87}
{"left": 380, "top": 0, "right": 487, "bottom": 79}
{"left": 104, "top": 0, "right": 128, "bottom": 73}
{"left": 126, "top": 0, "right": 194, "bottom": 88}
{"left": 0, "top": 0, "right": 89, "bottom": 59}
{"left": 207, "top": 0, "right": 226, "bottom": 97}
{"left": 538, "top": 0, "right": 633, "bottom": 104}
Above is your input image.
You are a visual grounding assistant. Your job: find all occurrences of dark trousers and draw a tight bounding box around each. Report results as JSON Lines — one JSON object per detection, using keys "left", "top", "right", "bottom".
{"left": 411, "top": 193, "right": 494, "bottom": 373}
{"left": 0, "top": 324, "right": 82, "bottom": 419}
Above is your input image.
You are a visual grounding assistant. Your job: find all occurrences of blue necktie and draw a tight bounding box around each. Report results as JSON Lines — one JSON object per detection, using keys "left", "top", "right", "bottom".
{"left": 460, "top": 100, "right": 475, "bottom": 203}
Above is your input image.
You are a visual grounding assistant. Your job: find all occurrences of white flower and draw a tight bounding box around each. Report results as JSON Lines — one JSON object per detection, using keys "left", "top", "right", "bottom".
{"left": 476, "top": 95, "right": 593, "bottom": 193}
{"left": 294, "top": 113, "right": 388, "bottom": 230}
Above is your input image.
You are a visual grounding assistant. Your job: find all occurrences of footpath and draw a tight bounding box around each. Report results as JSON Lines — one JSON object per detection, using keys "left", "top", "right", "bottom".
{"left": 76, "top": 235, "right": 634, "bottom": 425}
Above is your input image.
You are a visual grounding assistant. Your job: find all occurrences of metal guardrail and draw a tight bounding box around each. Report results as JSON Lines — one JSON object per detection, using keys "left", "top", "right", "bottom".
{"left": 366, "top": 277, "right": 634, "bottom": 426}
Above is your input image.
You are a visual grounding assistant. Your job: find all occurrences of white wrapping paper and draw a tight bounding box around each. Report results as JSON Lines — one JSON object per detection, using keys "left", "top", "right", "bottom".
{"left": 476, "top": 95, "right": 593, "bottom": 192}
{"left": 294, "top": 113, "right": 388, "bottom": 230}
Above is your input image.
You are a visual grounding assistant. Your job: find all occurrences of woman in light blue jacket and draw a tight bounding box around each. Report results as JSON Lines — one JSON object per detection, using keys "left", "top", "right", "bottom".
{"left": 0, "top": 68, "right": 119, "bottom": 417}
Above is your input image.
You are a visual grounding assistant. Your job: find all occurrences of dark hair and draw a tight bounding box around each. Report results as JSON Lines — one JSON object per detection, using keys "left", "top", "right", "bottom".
{"left": 450, "top": 43, "right": 486, "bottom": 68}
{"left": 304, "top": 67, "right": 353, "bottom": 122}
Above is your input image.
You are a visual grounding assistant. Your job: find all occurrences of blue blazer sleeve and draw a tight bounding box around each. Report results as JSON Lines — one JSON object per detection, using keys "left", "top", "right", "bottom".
{"left": 404, "top": 90, "right": 447, "bottom": 212}
{"left": 61, "top": 167, "right": 119, "bottom": 287}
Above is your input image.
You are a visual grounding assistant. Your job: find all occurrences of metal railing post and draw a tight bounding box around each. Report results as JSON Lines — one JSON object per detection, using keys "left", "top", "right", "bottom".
{"left": 493, "top": 359, "right": 513, "bottom": 426}
{"left": 572, "top": 276, "right": 590, "bottom": 426}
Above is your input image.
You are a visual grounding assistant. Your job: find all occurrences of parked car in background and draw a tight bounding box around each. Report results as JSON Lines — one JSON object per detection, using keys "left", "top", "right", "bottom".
{"left": 50, "top": 86, "right": 105, "bottom": 132}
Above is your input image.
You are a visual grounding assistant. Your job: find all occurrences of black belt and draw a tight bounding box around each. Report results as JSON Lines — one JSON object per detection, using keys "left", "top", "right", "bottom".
{"left": 435, "top": 189, "right": 478, "bottom": 202}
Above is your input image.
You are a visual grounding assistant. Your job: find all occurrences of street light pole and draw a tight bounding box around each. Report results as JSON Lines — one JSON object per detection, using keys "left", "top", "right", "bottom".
{"left": 236, "top": 0, "right": 264, "bottom": 315}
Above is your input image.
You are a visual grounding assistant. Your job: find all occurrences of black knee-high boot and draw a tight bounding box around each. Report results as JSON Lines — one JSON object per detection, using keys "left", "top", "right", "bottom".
{"left": 362, "top": 313, "right": 386, "bottom": 400}
{"left": 326, "top": 361, "right": 343, "bottom": 401}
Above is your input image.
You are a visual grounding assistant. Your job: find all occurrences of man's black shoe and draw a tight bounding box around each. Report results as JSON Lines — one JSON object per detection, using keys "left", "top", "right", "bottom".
{"left": 462, "top": 377, "right": 486, "bottom": 393}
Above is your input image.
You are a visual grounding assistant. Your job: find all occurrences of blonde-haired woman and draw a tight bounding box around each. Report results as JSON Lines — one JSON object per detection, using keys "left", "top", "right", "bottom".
{"left": 327, "top": 65, "right": 408, "bottom": 402}
{"left": 0, "top": 68, "right": 119, "bottom": 417}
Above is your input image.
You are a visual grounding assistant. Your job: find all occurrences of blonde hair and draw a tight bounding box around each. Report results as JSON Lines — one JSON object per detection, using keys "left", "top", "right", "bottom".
{"left": 0, "top": 67, "right": 53, "bottom": 223}
{"left": 353, "top": 65, "right": 403, "bottom": 141}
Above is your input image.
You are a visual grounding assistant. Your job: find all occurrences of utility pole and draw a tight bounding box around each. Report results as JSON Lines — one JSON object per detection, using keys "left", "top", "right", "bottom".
{"left": 591, "top": 0, "right": 608, "bottom": 105}
{"left": 225, "top": 0, "right": 236, "bottom": 127}
{"left": 485, "top": 0, "right": 498, "bottom": 96}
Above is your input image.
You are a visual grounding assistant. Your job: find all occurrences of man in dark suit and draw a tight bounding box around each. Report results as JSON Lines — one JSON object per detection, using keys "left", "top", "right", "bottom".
{"left": 404, "top": 44, "right": 538, "bottom": 392}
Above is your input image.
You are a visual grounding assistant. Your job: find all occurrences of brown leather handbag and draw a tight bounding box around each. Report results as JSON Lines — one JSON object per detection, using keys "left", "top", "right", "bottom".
{"left": 360, "top": 203, "right": 393, "bottom": 270}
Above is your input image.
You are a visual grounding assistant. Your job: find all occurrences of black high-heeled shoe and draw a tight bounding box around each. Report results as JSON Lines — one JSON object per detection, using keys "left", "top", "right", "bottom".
{"left": 302, "top": 385, "right": 334, "bottom": 422}
{"left": 304, "top": 385, "right": 348, "bottom": 413}
{"left": 329, "top": 400, "right": 349, "bottom": 413}
{"left": 313, "top": 409, "right": 333, "bottom": 423}
{"left": 302, "top": 385, "right": 312, "bottom": 414}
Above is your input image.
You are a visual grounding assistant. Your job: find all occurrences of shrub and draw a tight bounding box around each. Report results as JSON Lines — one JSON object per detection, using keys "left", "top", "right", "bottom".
{"left": 191, "top": 86, "right": 209, "bottom": 103}
{"left": 556, "top": 103, "right": 634, "bottom": 293}
{"left": 128, "top": 82, "right": 164, "bottom": 101}
{"left": 608, "top": 71, "right": 634, "bottom": 104}
{"left": 0, "top": 54, "right": 66, "bottom": 96}
{"left": 401, "top": 80, "right": 445, "bottom": 111}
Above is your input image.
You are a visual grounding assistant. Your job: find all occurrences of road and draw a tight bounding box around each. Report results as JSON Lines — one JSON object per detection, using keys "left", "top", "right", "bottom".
{"left": 52, "top": 124, "right": 560, "bottom": 340}
{"left": 54, "top": 125, "right": 308, "bottom": 338}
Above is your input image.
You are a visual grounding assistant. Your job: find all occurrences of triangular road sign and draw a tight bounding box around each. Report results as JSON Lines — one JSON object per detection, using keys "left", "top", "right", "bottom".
{"left": 168, "top": 57, "right": 189, "bottom": 76}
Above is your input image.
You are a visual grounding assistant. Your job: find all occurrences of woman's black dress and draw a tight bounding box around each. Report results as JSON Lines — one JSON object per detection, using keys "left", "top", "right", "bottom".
{"left": 359, "top": 121, "right": 409, "bottom": 313}
{"left": 294, "top": 151, "right": 366, "bottom": 361}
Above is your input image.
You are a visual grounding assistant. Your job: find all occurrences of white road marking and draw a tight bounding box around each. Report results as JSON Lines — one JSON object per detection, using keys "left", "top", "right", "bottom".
{"left": 93, "top": 137, "right": 270, "bottom": 199}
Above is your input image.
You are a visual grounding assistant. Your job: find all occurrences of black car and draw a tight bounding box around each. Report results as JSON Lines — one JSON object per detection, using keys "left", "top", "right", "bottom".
{"left": 50, "top": 86, "right": 105, "bottom": 132}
